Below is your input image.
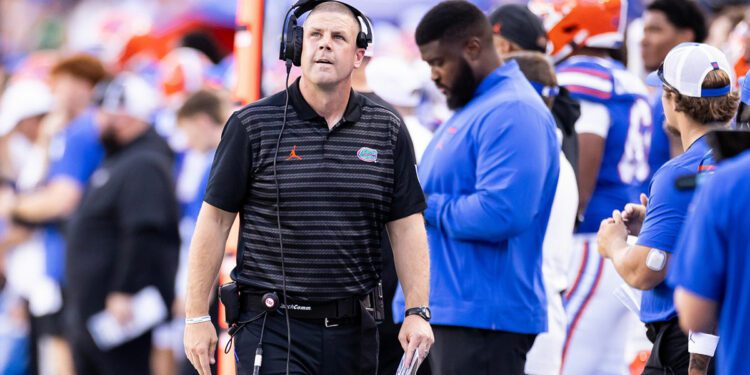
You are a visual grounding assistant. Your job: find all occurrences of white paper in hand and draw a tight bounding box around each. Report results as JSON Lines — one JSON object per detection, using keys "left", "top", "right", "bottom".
{"left": 87, "top": 286, "right": 167, "bottom": 350}
{"left": 396, "top": 348, "right": 420, "bottom": 375}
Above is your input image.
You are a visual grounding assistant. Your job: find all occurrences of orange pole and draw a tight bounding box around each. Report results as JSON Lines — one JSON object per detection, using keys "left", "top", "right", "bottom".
{"left": 233, "top": 0, "right": 264, "bottom": 105}
{"left": 217, "top": 3, "right": 264, "bottom": 373}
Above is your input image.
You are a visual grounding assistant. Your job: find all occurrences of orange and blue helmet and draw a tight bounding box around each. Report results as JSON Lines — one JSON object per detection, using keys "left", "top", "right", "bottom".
{"left": 529, "top": 0, "right": 627, "bottom": 63}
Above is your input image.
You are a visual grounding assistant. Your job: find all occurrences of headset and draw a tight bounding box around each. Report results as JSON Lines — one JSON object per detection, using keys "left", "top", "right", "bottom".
{"left": 279, "top": 0, "right": 373, "bottom": 67}
{"left": 269, "top": 1, "right": 373, "bottom": 374}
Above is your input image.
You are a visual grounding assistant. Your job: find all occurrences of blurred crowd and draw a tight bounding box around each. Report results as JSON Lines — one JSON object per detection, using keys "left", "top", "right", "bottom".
{"left": 1, "top": 0, "right": 750, "bottom": 374}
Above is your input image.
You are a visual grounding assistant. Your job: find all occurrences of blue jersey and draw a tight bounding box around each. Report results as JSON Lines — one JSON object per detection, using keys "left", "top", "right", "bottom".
{"left": 173, "top": 149, "right": 213, "bottom": 298}
{"left": 668, "top": 150, "right": 750, "bottom": 375}
{"left": 637, "top": 136, "right": 709, "bottom": 323}
{"left": 43, "top": 110, "right": 104, "bottom": 282}
{"left": 175, "top": 150, "right": 213, "bottom": 235}
{"left": 557, "top": 56, "right": 653, "bottom": 233}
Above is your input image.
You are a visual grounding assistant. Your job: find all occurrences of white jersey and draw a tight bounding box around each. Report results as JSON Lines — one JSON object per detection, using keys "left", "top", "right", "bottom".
{"left": 526, "top": 132, "right": 578, "bottom": 375}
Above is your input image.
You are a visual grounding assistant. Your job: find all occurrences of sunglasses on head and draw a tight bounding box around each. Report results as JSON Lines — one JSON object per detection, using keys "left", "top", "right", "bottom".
{"left": 657, "top": 63, "right": 679, "bottom": 93}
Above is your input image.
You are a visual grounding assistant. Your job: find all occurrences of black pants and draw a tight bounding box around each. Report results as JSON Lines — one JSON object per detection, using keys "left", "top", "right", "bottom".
{"left": 429, "top": 325, "right": 536, "bottom": 375}
{"left": 643, "top": 318, "right": 715, "bottom": 375}
{"left": 71, "top": 330, "right": 152, "bottom": 375}
{"left": 233, "top": 306, "right": 378, "bottom": 374}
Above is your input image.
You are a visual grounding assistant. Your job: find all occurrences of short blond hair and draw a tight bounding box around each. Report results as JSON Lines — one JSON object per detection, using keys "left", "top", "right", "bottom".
{"left": 307, "top": 2, "right": 361, "bottom": 36}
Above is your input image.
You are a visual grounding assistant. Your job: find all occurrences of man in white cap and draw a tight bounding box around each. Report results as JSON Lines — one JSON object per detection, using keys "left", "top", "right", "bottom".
{"left": 0, "top": 79, "right": 53, "bottom": 182}
{"left": 597, "top": 42, "right": 738, "bottom": 374}
{"left": 62, "top": 73, "right": 179, "bottom": 375}
{"left": 0, "top": 79, "right": 53, "bottom": 286}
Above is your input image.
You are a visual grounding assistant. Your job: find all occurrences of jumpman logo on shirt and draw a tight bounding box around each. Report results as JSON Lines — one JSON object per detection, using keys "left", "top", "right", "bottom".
{"left": 287, "top": 145, "right": 302, "bottom": 160}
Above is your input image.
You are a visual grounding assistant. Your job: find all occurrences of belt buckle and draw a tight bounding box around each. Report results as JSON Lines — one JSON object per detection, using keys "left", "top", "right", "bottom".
{"left": 324, "top": 317, "right": 339, "bottom": 328}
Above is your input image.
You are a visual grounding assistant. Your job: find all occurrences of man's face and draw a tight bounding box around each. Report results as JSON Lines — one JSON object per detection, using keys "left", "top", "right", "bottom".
{"left": 51, "top": 73, "right": 95, "bottom": 115}
{"left": 420, "top": 40, "right": 478, "bottom": 109}
{"left": 661, "top": 89, "right": 681, "bottom": 137}
{"left": 14, "top": 115, "right": 45, "bottom": 142}
{"left": 177, "top": 114, "right": 212, "bottom": 151}
{"left": 641, "top": 11, "right": 692, "bottom": 72}
{"left": 95, "top": 109, "right": 132, "bottom": 150}
{"left": 300, "top": 10, "right": 364, "bottom": 88}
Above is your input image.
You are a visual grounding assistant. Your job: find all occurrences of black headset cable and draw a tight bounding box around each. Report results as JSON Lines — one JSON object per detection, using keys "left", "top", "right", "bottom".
{"left": 273, "top": 59, "right": 294, "bottom": 375}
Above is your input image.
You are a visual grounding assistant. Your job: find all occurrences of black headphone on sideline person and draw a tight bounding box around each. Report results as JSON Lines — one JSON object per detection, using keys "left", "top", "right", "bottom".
{"left": 279, "top": 0, "right": 373, "bottom": 67}
{"left": 269, "top": 1, "right": 373, "bottom": 374}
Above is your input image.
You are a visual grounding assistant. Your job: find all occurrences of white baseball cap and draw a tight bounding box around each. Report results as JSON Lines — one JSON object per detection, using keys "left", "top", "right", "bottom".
{"left": 646, "top": 43, "right": 733, "bottom": 98}
{"left": 94, "top": 72, "right": 160, "bottom": 123}
{"left": 0, "top": 80, "right": 53, "bottom": 136}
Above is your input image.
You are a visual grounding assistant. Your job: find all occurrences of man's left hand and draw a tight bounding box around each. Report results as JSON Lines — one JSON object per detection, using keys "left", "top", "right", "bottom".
{"left": 398, "top": 315, "right": 434, "bottom": 368}
{"left": 597, "top": 209, "right": 628, "bottom": 259}
{"left": 106, "top": 292, "right": 133, "bottom": 325}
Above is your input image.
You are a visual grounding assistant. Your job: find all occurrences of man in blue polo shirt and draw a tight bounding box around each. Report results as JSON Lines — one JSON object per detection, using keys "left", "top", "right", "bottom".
{"left": 670, "top": 149, "right": 750, "bottom": 375}
{"left": 393, "top": 2, "right": 559, "bottom": 373}
{"left": 597, "top": 43, "right": 738, "bottom": 374}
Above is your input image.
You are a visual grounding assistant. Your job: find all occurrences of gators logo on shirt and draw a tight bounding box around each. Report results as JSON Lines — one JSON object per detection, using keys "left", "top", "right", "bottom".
{"left": 357, "top": 147, "right": 378, "bottom": 163}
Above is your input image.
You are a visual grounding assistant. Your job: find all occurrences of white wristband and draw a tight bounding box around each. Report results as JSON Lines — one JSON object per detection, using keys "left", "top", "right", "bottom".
{"left": 627, "top": 235, "right": 638, "bottom": 246}
{"left": 185, "top": 315, "right": 212, "bottom": 325}
{"left": 688, "top": 331, "right": 719, "bottom": 356}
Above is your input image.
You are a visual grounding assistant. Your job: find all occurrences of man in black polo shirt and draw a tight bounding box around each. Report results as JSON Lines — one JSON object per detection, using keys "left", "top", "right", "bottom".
{"left": 64, "top": 73, "right": 180, "bottom": 375}
{"left": 183, "top": 2, "right": 433, "bottom": 374}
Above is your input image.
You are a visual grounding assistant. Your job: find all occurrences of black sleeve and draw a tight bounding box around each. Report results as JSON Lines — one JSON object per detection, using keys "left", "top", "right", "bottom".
{"left": 112, "top": 159, "right": 179, "bottom": 295}
{"left": 204, "top": 112, "right": 253, "bottom": 212}
{"left": 388, "top": 120, "right": 426, "bottom": 222}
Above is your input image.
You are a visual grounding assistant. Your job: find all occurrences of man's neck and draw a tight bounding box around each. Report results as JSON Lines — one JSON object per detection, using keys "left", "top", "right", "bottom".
{"left": 679, "top": 120, "right": 722, "bottom": 151}
{"left": 474, "top": 52, "right": 503, "bottom": 85}
{"left": 121, "top": 123, "right": 151, "bottom": 146}
{"left": 350, "top": 67, "right": 371, "bottom": 93}
{"left": 299, "top": 77, "right": 351, "bottom": 129}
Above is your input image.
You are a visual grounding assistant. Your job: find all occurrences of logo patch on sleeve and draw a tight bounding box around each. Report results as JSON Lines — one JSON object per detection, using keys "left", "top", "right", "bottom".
{"left": 357, "top": 147, "right": 378, "bottom": 163}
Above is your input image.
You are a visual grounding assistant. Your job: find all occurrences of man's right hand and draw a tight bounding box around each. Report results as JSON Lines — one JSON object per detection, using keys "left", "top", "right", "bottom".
{"left": 184, "top": 321, "right": 218, "bottom": 375}
{"left": 622, "top": 193, "right": 649, "bottom": 235}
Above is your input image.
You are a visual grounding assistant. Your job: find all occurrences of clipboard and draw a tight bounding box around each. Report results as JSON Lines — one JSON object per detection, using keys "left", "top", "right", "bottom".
{"left": 396, "top": 348, "right": 421, "bottom": 375}
{"left": 87, "top": 286, "right": 167, "bottom": 350}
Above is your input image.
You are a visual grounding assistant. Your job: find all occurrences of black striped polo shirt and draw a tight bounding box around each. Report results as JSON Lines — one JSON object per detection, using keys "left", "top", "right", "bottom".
{"left": 204, "top": 78, "right": 425, "bottom": 302}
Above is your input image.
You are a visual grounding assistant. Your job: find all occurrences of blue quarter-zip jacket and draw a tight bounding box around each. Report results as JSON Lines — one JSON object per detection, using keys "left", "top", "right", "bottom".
{"left": 394, "top": 61, "right": 559, "bottom": 333}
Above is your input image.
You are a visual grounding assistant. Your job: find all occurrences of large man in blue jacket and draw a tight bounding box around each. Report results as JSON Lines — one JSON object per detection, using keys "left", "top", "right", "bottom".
{"left": 393, "top": 2, "right": 560, "bottom": 373}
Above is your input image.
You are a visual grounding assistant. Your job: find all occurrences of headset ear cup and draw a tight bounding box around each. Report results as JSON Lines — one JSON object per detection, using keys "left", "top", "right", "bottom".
{"left": 356, "top": 32, "right": 368, "bottom": 50}
{"left": 292, "top": 26, "right": 304, "bottom": 66}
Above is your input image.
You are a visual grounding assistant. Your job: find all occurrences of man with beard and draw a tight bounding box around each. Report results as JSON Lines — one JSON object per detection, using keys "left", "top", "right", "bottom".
{"left": 64, "top": 73, "right": 179, "bottom": 375}
{"left": 393, "top": 2, "right": 559, "bottom": 373}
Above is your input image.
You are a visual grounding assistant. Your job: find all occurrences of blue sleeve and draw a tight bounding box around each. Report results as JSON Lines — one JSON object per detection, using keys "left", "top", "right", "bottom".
{"left": 667, "top": 182, "right": 726, "bottom": 301}
{"left": 424, "top": 103, "right": 554, "bottom": 242}
{"left": 636, "top": 165, "right": 694, "bottom": 253}
{"left": 47, "top": 117, "right": 104, "bottom": 185}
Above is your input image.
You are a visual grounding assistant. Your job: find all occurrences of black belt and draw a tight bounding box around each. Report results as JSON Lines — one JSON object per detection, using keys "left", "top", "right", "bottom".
{"left": 240, "top": 291, "right": 363, "bottom": 321}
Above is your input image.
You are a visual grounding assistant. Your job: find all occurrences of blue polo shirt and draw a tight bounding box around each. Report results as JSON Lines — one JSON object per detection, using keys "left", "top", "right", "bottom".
{"left": 637, "top": 136, "right": 709, "bottom": 323}
{"left": 668, "top": 150, "right": 750, "bottom": 375}
{"left": 393, "top": 61, "right": 559, "bottom": 333}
